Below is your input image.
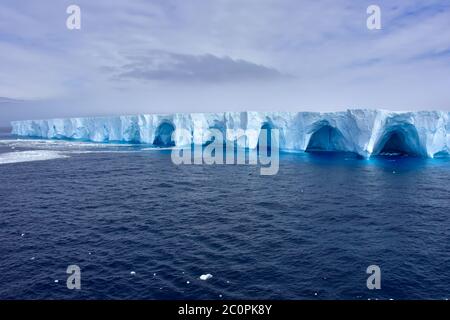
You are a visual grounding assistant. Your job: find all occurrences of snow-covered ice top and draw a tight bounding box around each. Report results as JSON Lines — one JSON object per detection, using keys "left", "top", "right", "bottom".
{"left": 11, "top": 109, "right": 450, "bottom": 158}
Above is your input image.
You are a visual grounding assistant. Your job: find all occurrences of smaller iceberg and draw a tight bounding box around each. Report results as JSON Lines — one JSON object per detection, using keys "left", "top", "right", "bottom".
{"left": 199, "top": 274, "right": 213, "bottom": 281}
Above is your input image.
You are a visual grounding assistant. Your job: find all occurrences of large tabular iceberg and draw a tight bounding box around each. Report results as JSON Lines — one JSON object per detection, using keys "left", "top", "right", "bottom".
{"left": 11, "top": 109, "right": 450, "bottom": 158}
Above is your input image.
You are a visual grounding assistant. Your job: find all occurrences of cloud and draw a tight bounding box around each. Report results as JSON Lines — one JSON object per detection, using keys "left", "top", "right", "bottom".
{"left": 1, "top": 0, "right": 450, "bottom": 125}
{"left": 112, "top": 50, "right": 290, "bottom": 83}
{"left": 0, "top": 97, "right": 24, "bottom": 104}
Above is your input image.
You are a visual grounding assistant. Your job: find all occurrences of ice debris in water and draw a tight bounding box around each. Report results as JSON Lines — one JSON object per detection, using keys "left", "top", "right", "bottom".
{"left": 199, "top": 274, "right": 213, "bottom": 281}
{"left": 0, "top": 150, "right": 68, "bottom": 165}
{"left": 130, "top": 271, "right": 136, "bottom": 275}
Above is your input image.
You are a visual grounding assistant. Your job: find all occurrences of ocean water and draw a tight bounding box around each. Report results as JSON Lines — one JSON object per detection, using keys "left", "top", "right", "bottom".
{"left": 0, "top": 133, "right": 449, "bottom": 300}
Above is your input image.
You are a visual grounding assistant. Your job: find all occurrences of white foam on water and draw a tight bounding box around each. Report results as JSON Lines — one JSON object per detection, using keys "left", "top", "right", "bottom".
{"left": 141, "top": 146, "right": 178, "bottom": 151}
{"left": 0, "top": 139, "right": 135, "bottom": 150}
{"left": 65, "top": 150, "right": 140, "bottom": 154}
{"left": 0, "top": 150, "right": 68, "bottom": 164}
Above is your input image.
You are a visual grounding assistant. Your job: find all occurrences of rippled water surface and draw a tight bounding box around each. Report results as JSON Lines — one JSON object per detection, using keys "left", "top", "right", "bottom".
{"left": 0, "top": 134, "right": 449, "bottom": 299}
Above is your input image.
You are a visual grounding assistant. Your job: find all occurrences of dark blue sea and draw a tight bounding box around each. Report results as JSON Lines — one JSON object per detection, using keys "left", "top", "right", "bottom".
{"left": 1, "top": 132, "right": 449, "bottom": 300}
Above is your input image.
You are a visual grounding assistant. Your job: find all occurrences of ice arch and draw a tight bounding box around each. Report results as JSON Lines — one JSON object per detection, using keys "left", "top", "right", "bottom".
{"left": 153, "top": 121, "right": 175, "bottom": 147}
{"left": 306, "top": 124, "right": 347, "bottom": 153}
{"left": 372, "top": 124, "right": 424, "bottom": 157}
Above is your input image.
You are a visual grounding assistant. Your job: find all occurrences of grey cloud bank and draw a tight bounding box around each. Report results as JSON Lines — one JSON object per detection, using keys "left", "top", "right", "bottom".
{"left": 114, "top": 51, "right": 289, "bottom": 83}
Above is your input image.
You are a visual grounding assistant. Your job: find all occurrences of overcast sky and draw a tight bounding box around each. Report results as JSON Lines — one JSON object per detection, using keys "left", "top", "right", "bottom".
{"left": 0, "top": 0, "right": 450, "bottom": 125}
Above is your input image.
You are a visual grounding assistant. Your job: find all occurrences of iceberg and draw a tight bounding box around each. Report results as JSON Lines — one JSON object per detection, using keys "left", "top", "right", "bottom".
{"left": 10, "top": 109, "right": 450, "bottom": 158}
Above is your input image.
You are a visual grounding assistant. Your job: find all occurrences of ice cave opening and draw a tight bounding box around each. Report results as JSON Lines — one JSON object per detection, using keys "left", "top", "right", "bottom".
{"left": 372, "top": 125, "right": 424, "bottom": 157}
{"left": 153, "top": 122, "right": 175, "bottom": 147}
{"left": 306, "top": 125, "right": 347, "bottom": 153}
{"left": 257, "top": 122, "right": 273, "bottom": 156}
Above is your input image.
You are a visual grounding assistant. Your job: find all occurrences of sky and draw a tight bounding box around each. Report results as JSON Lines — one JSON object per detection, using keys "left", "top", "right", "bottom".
{"left": 0, "top": 0, "right": 450, "bottom": 126}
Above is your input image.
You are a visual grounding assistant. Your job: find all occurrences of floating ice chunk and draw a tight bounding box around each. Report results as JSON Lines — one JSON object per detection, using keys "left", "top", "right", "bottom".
{"left": 199, "top": 274, "right": 213, "bottom": 281}
{"left": 130, "top": 271, "right": 136, "bottom": 275}
{"left": 54, "top": 280, "right": 59, "bottom": 283}
{"left": 0, "top": 150, "right": 68, "bottom": 165}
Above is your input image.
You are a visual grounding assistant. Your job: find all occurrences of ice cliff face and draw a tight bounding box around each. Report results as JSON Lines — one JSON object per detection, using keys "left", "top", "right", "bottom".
{"left": 11, "top": 109, "right": 450, "bottom": 158}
